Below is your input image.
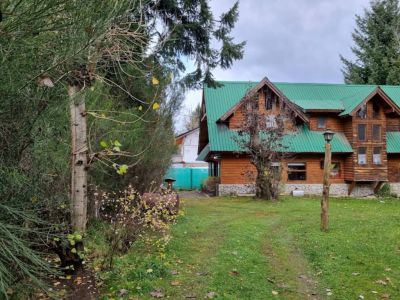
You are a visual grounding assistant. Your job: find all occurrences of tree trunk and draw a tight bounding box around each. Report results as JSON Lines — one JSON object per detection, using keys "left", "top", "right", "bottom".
{"left": 68, "top": 85, "right": 88, "bottom": 233}
{"left": 321, "top": 143, "right": 331, "bottom": 232}
{"left": 255, "top": 166, "right": 273, "bottom": 200}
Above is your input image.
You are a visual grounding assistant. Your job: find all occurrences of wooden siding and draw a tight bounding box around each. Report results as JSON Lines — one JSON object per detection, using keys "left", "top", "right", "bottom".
{"left": 351, "top": 96, "right": 388, "bottom": 181}
{"left": 388, "top": 154, "right": 400, "bottom": 182}
{"left": 387, "top": 116, "right": 400, "bottom": 131}
{"left": 220, "top": 155, "right": 256, "bottom": 184}
{"left": 228, "top": 90, "right": 295, "bottom": 130}
{"left": 308, "top": 114, "right": 345, "bottom": 132}
{"left": 220, "top": 154, "right": 348, "bottom": 184}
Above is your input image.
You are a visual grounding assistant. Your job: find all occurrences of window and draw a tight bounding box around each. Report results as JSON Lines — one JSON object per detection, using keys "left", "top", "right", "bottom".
{"left": 373, "top": 103, "right": 380, "bottom": 118}
{"left": 357, "top": 104, "right": 367, "bottom": 119}
{"left": 372, "top": 124, "right": 381, "bottom": 141}
{"left": 358, "top": 147, "right": 367, "bottom": 165}
{"left": 287, "top": 163, "right": 306, "bottom": 181}
{"left": 320, "top": 161, "right": 341, "bottom": 178}
{"left": 266, "top": 115, "right": 277, "bottom": 128}
{"left": 317, "top": 117, "right": 326, "bottom": 129}
{"left": 246, "top": 100, "right": 258, "bottom": 111}
{"left": 265, "top": 89, "right": 273, "bottom": 110}
{"left": 358, "top": 124, "right": 366, "bottom": 141}
{"left": 209, "top": 161, "right": 219, "bottom": 177}
{"left": 373, "top": 147, "right": 382, "bottom": 165}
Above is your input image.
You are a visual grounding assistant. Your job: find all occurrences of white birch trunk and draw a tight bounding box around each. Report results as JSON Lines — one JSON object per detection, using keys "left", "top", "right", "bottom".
{"left": 68, "top": 85, "right": 88, "bottom": 232}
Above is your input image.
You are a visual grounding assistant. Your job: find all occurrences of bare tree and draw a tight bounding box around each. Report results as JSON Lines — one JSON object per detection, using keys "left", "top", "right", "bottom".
{"left": 184, "top": 104, "right": 202, "bottom": 131}
{"left": 235, "top": 87, "right": 296, "bottom": 200}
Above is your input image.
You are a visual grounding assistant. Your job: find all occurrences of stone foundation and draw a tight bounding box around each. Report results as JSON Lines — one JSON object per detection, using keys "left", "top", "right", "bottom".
{"left": 218, "top": 184, "right": 256, "bottom": 196}
{"left": 218, "top": 182, "right": 400, "bottom": 197}
{"left": 284, "top": 184, "right": 349, "bottom": 196}
{"left": 390, "top": 183, "right": 400, "bottom": 197}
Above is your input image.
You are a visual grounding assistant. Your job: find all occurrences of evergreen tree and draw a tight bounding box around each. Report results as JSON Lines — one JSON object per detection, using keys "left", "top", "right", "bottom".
{"left": 341, "top": 0, "right": 400, "bottom": 84}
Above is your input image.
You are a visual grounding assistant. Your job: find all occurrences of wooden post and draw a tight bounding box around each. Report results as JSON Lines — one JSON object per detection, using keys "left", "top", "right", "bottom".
{"left": 321, "top": 142, "right": 331, "bottom": 231}
{"left": 68, "top": 85, "right": 88, "bottom": 233}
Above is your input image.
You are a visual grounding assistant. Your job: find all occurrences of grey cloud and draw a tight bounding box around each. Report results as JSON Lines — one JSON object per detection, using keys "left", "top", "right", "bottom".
{"left": 211, "top": 0, "right": 369, "bottom": 83}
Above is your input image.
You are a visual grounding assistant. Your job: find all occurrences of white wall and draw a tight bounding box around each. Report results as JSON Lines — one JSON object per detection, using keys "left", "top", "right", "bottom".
{"left": 182, "top": 128, "right": 200, "bottom": 163}
{"left": 172, "top": 128, "right": 207, "bottom": 167}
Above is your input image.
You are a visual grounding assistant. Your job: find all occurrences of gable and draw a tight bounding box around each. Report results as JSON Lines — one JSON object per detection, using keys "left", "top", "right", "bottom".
{"left": 217, "top": 78, "right": 308, "bottom": 124}
{"left": 345, "top": 87, "right": 400, "bottom": 117}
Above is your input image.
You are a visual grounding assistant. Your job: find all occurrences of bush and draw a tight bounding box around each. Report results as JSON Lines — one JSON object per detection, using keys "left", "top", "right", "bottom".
{"left": 376, "top": 183, "right": 391, "bottom": 198}
{"left": 201, "top": 176, "right": 220, "bottom": 196}
{"left": 98, "top": 186, "right": 179, "bottom": 268}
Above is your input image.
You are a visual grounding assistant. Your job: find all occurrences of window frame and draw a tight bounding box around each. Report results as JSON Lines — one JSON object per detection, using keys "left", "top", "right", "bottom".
{"left": 287, "top": 162, "right": 307, "bottom": 181}
{"left": 372, "top": 124, "right": 381, "bottom": 141}
{"left": 372, "top": 102, "right": 380, "bottom": 118}
{"left": 317, "top": 117, "right": 327, "bottom": 129}
{"left": 265, "top": 90, "right": 273, "bottom": 110}
{"left": 357, "top": 104, "right": 367, "bottom": 119}
{"left": 265, "top": 115, "right": 277, "bottom": 128}
{"left": 358, "top": 147, "right": 367, "bottom": 165}
{"left": 358, "top": 124, "right": 366, "bottom": 141}
{"left": 320, "top": 161, "right": 341, "bottom": 178}
{"left": 373, "top": 147, "right": 382, "bottom": 165}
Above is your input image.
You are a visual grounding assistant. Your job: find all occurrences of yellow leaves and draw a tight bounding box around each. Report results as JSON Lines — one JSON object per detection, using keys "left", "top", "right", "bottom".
{"left": 152, "top": 76, "right": 160, "bottom": 85}
{"left": 117, "top": 164, "right": 128, "bottom": 175}
{"left": 153, "top": 102, "right": 160, "bottom": 110}
{"left": 138, "top": 105, "right": 143, "bottom": 111}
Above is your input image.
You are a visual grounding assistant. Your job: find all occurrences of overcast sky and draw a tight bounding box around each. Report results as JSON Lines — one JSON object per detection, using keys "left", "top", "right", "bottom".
{"left": 177, "top": 0, "right": 370, "bottom": 131}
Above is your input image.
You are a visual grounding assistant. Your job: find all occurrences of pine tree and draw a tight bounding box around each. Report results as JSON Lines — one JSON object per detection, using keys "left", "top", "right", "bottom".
{"left": 341, "top": 0, "right": 400, "bottom": 84}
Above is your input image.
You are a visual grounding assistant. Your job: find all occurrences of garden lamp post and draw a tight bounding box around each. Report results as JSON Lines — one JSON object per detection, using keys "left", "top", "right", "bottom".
{"left": 321, "top": 129, "right": 335, "bottom": 231}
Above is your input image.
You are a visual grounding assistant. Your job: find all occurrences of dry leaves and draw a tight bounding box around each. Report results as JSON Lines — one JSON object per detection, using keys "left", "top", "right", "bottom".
{"left": 170, "top": 280, "right": 181, "bottom": 286}
{"left": 150, "top": 289, "right": 165, "bottom": 298}
{"left": 205, "top": 291, "right": 216, "bottom": 299}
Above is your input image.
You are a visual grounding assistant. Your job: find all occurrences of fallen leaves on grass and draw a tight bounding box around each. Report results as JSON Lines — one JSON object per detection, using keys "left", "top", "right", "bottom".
{"left": 170, "top": 280, "right": 181, "bottom": 286}
{"left": 150, "top": 289, "right": 165, "bottom": 298}
{"left": 205, "top": 291, "right": 217, "bottom": 299}
{"left": 272, "top": 290, "right": 279, "bottom": 295}
{"left": 171, "top": 270, "right": 179, "bottom": 275}
{"left": 376, "top": 280, "right": 386, "bottom": 285}
{"left": 184, "top": 293, "right": 197, "bottom": 298}
{"left": 229, "top": 269, "right": 239, "bottom": 276}
{"left": 118, "top": 289, "right": 128, "bottom": 297}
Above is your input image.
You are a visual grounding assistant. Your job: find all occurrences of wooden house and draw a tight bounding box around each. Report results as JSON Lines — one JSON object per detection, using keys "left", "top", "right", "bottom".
{"left": 197, "top": 78, "right": 400, "bottom": 196}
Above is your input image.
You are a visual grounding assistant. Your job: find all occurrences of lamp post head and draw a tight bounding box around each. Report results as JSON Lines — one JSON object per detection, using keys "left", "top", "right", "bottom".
{"left": 323, "top": 129, "right": 335, "bottom": 144}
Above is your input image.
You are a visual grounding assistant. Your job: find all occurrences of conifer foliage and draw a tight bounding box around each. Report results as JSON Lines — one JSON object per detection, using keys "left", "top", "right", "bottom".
{"left": 341, "top": 0, "right": 400, "bottom": 84}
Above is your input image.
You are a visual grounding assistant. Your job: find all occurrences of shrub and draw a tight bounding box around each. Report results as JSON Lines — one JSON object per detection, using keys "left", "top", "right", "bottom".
{"left": 376, "top": 183, "right": 391, "bottom": 198}
{"left": 98, "top": 186, "right": 179, "bottom": 268}
{"left": 202, "top": 176, "right": 220, "bottom": 196}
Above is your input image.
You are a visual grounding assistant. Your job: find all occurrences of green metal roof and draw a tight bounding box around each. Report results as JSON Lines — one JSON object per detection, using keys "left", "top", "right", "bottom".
{"left": 196, "top": 125, "right": 353, "bottom": 160}
{"left": 283, "top": 126, "right": 353, "bottom": 153}
{"left": 197, "top": 143, "right": 210, "bottom": 161}
{"left": 201, "top": 81, "right": 400, "bottom": 158}
{"left": 387, "top": 132, "right": 400, "bottom": 154}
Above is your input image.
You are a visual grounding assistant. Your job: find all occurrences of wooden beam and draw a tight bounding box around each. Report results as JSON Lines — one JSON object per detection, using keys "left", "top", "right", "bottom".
{"left": 374, "top": 181, "right": 384, "bottom": 194}
{"left": 348, "top": 181, "right": 356, "bottom": 196}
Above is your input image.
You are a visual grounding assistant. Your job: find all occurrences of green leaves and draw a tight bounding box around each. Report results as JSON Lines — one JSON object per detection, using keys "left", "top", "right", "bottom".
{"left": 100, "top": 139, "right": 122, "bottom": 151}
{"left": 117, "top": 164, "right": 128, "bottom": 175}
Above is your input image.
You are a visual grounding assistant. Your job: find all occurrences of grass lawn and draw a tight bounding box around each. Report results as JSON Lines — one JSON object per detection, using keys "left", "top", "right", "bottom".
{"left": 99, "top": 196, "right": 400, "bottom": 300}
